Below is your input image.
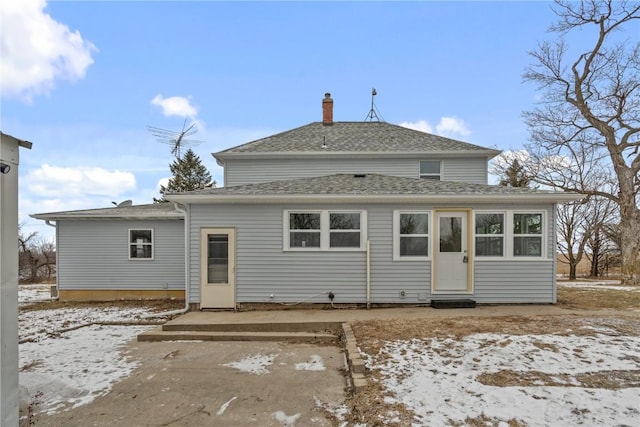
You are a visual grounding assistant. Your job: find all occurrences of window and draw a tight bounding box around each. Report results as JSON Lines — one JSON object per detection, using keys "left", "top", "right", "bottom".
{"left": 514, "top": 213, "right": 542, "bottom": 257}
{"left": 330, "top": 213, "right": 361, "bottom": 248}
{"left": 284, "top": 211, "right": 366, "bottom": 250}
{"left": 129, "top": 229, "right": 153, "bottom": 259}
{"left": 394, "top": 211, "right": 430, "bottom": 260}
{"left": 289, "top": 212, "right": 321, "bottom": 248}
{"left": 475, "top": 213, "right": 504, "bottom": 256}
{"left": 419, "top": 160, "right": 441, "bottom": 180}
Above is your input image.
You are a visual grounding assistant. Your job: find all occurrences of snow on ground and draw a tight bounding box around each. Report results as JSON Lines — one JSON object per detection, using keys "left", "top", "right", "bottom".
{"left": 18, "top": 285, "right": 168, "bottom": 415}
{"left": 368, "top": 331, "right": 640, "bottom": 426}
{"left": 295, "top": 355, "right": 326, "bottom": 371}
{"left": 558, "top": 280, "right": 639, "bottom": 292}
{"left": 223, "top": 353, "right": 278, "bottom": 375}
{"left": 19, "top": 284, "right": 55, "bottom": 305}
{"left": 20, "top": 325, "right": 151, "bottom": 414}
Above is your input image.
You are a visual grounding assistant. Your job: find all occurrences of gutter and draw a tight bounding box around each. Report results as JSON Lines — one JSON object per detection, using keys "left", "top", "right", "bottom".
{"left": 45, "top": 220, "right": 60, "bottom": 300}
{"left": 144, "top": 202, "right": 190, "bottom": 318}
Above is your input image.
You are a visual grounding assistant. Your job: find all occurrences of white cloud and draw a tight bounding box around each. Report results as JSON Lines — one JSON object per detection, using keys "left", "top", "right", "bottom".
{"left": 25, "top": 164, "right": 136, "bottom": 198}
{"left": 0, "top": 0, "right": 96, "bottom": 101}
{"left": 398, "top": 120, "right": 433, "bottom": 133}
{"left": 151, "top": 94, "right": 198, "bottom": 118}
{"left": 399, "top": 117, "right": 471, "bottom": 138}
{"left": 435, "top": 117, "right": 471, "bottom": 137}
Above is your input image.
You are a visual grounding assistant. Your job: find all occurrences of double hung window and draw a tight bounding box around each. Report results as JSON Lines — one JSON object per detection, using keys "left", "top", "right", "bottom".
{"left": 419, "top": 161, "right": 441, "bottom": 180}
{"left": 513, "top": 213, "right": 542, "bottom": 257}
{"left": 394, "top": 211, "right": 430, "bottom": 260}
{"left": 475, "top": 213, "right": 504, "bottom": 256}
{"left": 129, "top": 229, "right": 153, "bottom": 259}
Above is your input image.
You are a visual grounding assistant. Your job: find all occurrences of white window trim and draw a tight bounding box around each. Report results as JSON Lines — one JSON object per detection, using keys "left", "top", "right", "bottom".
{"left": 419, "top": 160, "right": 442, "bottom": 180}
{"left": 283, "top": 210, "right": 367, "bottom": 251}
{"left": 473, "top": 210, "right": 547, "bottom": 261}
{"left": 393, "top": 210, "right": 432, "bottom": 261}
{"left": 473, "top": 211, "right": 506, "bottom": 259}
{"left": 512, "top": 211, "right": 545, "bottom": 259}
{"left": 128, "top": 228, "right": 154, "bottom": 260}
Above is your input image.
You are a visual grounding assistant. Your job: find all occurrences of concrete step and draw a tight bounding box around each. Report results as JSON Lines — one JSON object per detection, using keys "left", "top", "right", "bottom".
{"left": 162, "top": 321, "right": 341, "bottom": 334}
{"left": 138, "top": 327, "right": 339, "bottom": 344}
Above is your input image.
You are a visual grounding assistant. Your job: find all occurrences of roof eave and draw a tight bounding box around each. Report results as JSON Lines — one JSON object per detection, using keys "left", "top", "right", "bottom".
{"left": 30, "top": 213, "right": 184, "bottom": 221}
{"left": 167, "top": 193, "right": 582, "bottom": 205}
{"left": 214, "top": 149, "right": 501, "bottom": 161}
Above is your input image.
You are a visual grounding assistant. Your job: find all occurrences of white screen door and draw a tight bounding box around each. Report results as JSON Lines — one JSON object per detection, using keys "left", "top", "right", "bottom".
{"left": 200, "top": 228, "right": 235, "bottom": 308}
{"left": 434, "top": 212, "right": 469, "bottom": 292}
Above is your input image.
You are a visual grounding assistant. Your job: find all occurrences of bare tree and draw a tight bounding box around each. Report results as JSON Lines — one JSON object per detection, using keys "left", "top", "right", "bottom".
{"left": 18, "top": 225, "right": 56, "bottom": 283}
{"left": 556, "top": 200, "right": 590, "bottom": 280}
{"left": 523, "top": 0, "right": 640, "bottom": 284}
{"left": 584, "top": 196, "right": 618, "bottom": 277}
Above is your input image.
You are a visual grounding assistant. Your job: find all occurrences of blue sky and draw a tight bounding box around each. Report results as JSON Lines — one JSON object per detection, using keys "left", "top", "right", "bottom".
{"left": 2, "top": 1, "right": 574, "bottom": 240}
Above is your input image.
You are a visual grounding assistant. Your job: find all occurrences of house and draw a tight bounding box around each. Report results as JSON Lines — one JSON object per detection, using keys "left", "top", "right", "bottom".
{"left": 32, "top": 93, "right": 581, "bottom": 307}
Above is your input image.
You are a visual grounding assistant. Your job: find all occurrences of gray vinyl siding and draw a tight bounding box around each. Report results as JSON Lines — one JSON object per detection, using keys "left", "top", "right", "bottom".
{"left": 188, "top": 202, "right": 556, "bottom": 304}
{"left": 57, "top": 219, "right": 184, "bottom": 290}
{"left": 444, "top": 158, "right": 488, "bottom": 184}
{"left": 223, "top": 158, "right": 488, "bottom": 186}
{"left": 473, "top": 261, "right": 554, "bottom": 303}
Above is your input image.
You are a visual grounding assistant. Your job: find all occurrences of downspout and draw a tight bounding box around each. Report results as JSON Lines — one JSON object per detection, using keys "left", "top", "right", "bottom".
{"left": 45, "top": 220, "right": 59, "bottom": 300}
{"left": 144, "top": 202, "right": 190, "bottom": 318}
{"left": 366, "top": 239, "right": 371, "bottom": 309}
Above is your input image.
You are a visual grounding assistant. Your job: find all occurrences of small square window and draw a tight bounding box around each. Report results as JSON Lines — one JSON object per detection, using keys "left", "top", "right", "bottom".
{"left": 419, "top": 161, "right": 441, "bottom": 180}
{"left": 129, "top": 229, "right": 153, "bottom": 259}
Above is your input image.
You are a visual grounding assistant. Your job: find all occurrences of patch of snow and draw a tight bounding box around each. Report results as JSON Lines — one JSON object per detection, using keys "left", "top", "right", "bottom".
{"left": 558, "top": 280, "right": 639, "bottom": 292}
{"left": 216, "top": 396, "right": 237, "bottom": 416}
{"left": 223, "top": 353, "right": 278, "bottom": 375}
{"left": 273, "top": 410, "right": 301, "bottom": 426}
{"left": 18, "top": 284, "right": 54, "bottom": 305}
{"left": 370, "top": 333, "right": 640, "bottom": 426}
{"left": 19, "top": 324, "right": 152, "bottom": 414}
{"left": 19, "top": 305, "right": 153, "bottom": 343}
{"left": 295, "top": 355, "right": 326, "bottom": 371}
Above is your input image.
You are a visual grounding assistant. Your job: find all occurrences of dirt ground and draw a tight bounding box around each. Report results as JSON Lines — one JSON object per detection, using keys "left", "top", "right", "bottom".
{"left": 21, "top": 283, "right": 640, "bottom": 427}
{"left": 344, "top": 285, "right": 640, "bottom": 427}
{"left": 27, "top": 341, "right": 347, "bottom": 427}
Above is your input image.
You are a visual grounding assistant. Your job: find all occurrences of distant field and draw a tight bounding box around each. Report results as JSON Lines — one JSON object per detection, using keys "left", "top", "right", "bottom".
{"left": 556, "top": 254, "right": 620, "bottom": 278}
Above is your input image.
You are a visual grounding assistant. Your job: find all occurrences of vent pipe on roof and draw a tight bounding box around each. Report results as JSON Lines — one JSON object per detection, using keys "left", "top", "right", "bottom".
{"left": 322, "top": 93, "right": 333, "bottom": 126}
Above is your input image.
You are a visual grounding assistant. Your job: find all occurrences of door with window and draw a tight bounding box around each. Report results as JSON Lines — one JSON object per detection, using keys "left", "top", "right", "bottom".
{"left": 200, "top": 228, "right": 235, "bottom": 309}
{"left": 434, "top": 211, "right": 470, "bottom": 292}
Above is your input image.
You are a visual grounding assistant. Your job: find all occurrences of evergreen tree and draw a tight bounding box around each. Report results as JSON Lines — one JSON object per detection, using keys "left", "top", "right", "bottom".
{"left": 155, "top": 149, "right": 215, "bottom": 202}
{"left": 498, "top": 158, "right": 532, "bottom": 188}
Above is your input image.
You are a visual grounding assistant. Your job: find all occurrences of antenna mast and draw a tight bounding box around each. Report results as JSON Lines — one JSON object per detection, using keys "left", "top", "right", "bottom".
{"left": 364, "top": 88, "right": 382, "bottom": 122}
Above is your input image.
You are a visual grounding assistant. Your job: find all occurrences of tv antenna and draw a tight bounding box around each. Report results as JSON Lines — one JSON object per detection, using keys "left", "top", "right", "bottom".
{"left": 364, "top": 88, "right": 384, "bottom": 122}
{"left": 147, "top": 119, "right": 204, "bottom": 158}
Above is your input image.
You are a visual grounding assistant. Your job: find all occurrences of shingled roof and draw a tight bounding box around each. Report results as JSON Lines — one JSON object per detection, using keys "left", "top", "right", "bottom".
{"left": 214, "top": 122, "right": 500, "bottom": 159}
{"left": 31, "top": 203, "right": 184, "bottom": 220}
{"left": 167, "top": 174, "right": 581, "bottom": 204}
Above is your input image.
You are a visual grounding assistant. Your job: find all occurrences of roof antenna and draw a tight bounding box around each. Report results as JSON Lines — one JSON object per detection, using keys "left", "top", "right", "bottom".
{"left": 364, "top": 88, "right": 383, "bottom": 122}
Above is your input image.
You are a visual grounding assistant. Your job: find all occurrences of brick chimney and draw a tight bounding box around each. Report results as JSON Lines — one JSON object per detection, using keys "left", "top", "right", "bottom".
{"left": 322, "top": 93, "right": 333, "bottom": 125}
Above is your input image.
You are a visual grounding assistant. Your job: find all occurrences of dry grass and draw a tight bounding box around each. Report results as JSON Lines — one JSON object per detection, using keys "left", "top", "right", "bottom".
{"left": 557, "top": 284, "right": 640, "bottom": 310}
{"left": 20, "top": 298, "right": 184, "bottom": 313}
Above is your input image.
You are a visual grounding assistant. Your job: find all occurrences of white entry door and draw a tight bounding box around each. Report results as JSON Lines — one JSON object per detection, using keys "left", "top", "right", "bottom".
{"left": 200, "top": 228, "right": 235, "bottom": 309}
{"left": 434, "top": 212, "right": 470, "bottom": 292}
